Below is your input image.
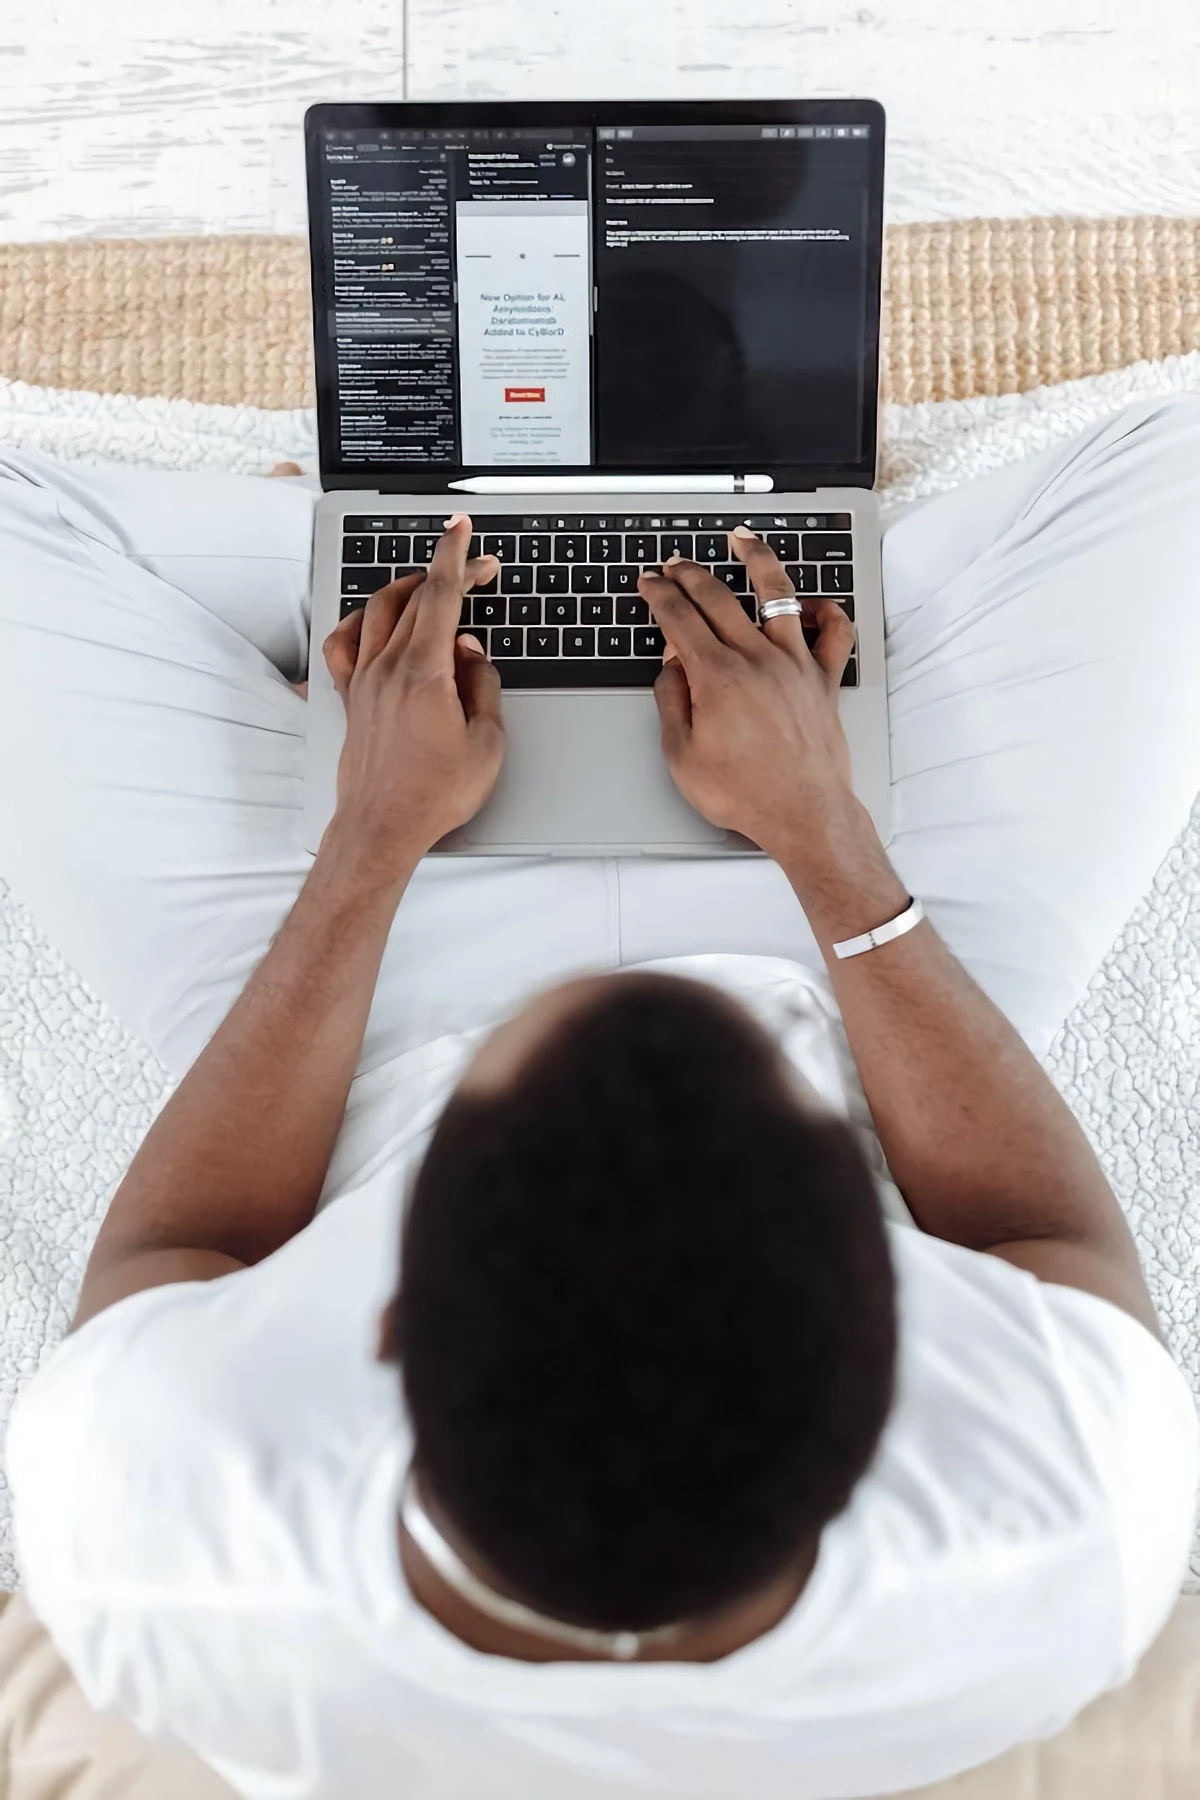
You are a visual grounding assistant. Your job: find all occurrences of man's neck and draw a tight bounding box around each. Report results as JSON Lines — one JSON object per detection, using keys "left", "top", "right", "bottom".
{"left": 397, "top": 1518, "right": 819, "bottom": 1665}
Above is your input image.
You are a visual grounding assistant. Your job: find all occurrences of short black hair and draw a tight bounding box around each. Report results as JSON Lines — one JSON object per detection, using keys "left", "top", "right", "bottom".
{"left": 393, "top": 974, "right": 896, "bottom": 1634}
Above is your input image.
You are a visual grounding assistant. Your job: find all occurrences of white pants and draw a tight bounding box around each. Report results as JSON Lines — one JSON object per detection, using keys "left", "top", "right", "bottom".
{"left": 1, "top": 399, "right": 1199, "bottom": 1127}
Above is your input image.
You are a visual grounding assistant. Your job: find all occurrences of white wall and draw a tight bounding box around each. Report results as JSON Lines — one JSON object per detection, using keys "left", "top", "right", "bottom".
{"left": 0, "top": 0, "right": 1197, "bottom": 238}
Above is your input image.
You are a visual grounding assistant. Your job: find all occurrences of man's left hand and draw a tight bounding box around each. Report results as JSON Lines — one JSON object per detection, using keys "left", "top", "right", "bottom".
{"left": 323, "top": 514, "right": 504, "bottom": 876}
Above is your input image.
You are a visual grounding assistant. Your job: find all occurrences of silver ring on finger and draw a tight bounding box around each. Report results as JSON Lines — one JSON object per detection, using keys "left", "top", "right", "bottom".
{"left": 759, "top": 597, "right": 804, "bottom": 622}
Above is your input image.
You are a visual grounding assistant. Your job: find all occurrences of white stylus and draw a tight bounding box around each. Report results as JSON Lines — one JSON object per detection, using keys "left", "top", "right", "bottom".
{"left": 449, "top": 474, "right": 774, "bottom": 494}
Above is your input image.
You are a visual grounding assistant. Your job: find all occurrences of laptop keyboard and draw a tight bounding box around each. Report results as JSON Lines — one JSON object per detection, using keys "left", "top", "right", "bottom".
{"left": 338, "top": 512, "right": 858, "bottom": 689}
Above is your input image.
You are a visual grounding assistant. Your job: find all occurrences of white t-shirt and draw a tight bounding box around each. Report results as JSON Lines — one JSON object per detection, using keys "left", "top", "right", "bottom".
{"left": 8, "top": 955, "right": 1198, "bottom": 1800}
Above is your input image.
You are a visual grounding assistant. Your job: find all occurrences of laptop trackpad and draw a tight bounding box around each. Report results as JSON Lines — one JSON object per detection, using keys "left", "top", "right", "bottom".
{"left": 455, "top": 692, "right": 729, "bottom": 853}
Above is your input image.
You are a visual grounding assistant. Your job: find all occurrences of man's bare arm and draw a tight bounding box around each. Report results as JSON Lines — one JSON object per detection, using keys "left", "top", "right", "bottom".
{"left": 773, "top": 791, "right": 1159, "bottom": 1336}
{"left": 644, "top": 541, "right": 1159, "bottom": 1338}
{"left": 74, "top": 520, "right": 503, "bottom": 1330}
{"left": 72, "top": 829, "right": 418, "bottom": 1328}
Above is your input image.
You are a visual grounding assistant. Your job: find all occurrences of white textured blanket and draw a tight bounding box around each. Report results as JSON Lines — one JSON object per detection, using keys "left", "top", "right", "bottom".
{"left": 1, "top": 361, "right": 1198, "bottom": 1591}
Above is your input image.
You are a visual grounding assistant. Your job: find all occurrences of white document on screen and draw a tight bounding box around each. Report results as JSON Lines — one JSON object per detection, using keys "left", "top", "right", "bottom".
{"left": 455, "top": 201, "right": 592, "bottom": 465}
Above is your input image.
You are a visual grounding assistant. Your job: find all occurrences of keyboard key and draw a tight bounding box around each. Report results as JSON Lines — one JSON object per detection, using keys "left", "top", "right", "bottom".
{"left": 473, "top": 596, "right": 507, "bottom": 627}
{"left": 510, "top": 597, "right": 542, "bottom": 626}
{"left": 521, "top": 516, "right": 550, "bottom": 530}
{"left": 580, "top": 597, "right": 614, "bottom": 625}
{"left": 589, "top": 534, "right": 623, "bottom": 563}
{"left": 598, "top": 627, "right": 633, "bottom": 656}
{"left": 563, "top": 627, "right": 596, "bottom": 657}
{"left": 786, "top": 563, "right": 819, "bottom": 594}
{"left": 482, "top": 534, "right": 516, "bottom": 563}
{"left": 345, "top": 514, "right": 429, "bottom": 532}
{"left": 624, "top": 533, "right": 658, "bottom": 563}
{"left": 840, "top": 658, "right": 859, "bottom": 687}
{"left": 538, "top": 566, "right": 570, "bottom": 595}
{"left": 551, "top": 515, "right": 587, "bottom": 531}
{"left": 834, "top": 595, "right": 855, "bottom": 620}
{"left": 821, "top": 562, "right": 854, "bottom": 593}
{"left": 660, "top": 532, "right": 694, "bottom": 561}
{"left": 697, "top": 514, "right": 742, "bottom": 530}
{"left": 415, "top": 534, "right": 445, "bottom": 563}
{"left": 695, "top": 532, "right": 727, "bottom": 564}
{"left": 802, "top": 532, "right": 853, "bottom": 562}
{"left": 491, "top": 628, "right": 522, "bottom": 658}
{"left": 378, "top": 534, "right": 411, "bottom": 564}
{"left": 571, "top": 565, "right": 607, "bottom": 594}
{"left": 555, "top": 534, "right": 588, "bottom": 562}
{"left": 617, "top": 514, "right": 649, "bottom": 530}
{"left": 341, "top": 534, "right": 376, "bottom": 564}
{"left": 340, "top": 595, "right": 366, "bottom": 620}
{"left": 519, "top": 534, "right": 552, "bottom": 562}
{"left": 634, "top": 626, "right": 667, "bottom": 657}
{"left": 459, "top": 599, "right": 471, "bottom": 628}
{"left": 341, "top": 567, "right": 392, "bottom": 596}
{"left": 712, "top": 563, "right": 748, "bottom": 593}
{"left": 765, "top": 531, "right": 800, "bottom": 561}
{"left": 492, "top": 657, "right": 660, "bottom": 691}
{"left": 501, "top": 565, "right": 535, "bottom": 595}
{"left": 607, "top": 565, "right": 640, "bottom": 594}
{"left": 467, "top": 534, "right": 482, "bottom": 560}
{"left": 545, "top": 597, "right": 578, "bottom": 626}
{"left": 528, "top": 626, "right": 560, "bottom": 656}
{"left": 615, "top": 596, "right": 650, "bottom": 625}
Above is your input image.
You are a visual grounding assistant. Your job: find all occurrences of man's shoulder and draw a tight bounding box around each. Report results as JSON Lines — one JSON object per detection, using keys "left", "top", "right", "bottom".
{"left": 8, "top": 1168, "right": 411, "bottom": 1606}
{"left": 875, "top": 1224, "right": 1198, "bottom": 1570}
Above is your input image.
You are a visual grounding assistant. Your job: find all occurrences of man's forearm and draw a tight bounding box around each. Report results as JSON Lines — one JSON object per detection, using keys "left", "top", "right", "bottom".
{"left": 76, "top": 820, "right": 416, "bottom": 1318}
{"left": 775, "top": 791, "right": 1155, "bottom": 1326}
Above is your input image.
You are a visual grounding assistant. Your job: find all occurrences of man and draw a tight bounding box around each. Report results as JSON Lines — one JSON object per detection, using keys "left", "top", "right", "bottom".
{"left": 4, "top": 397, "right": 1199, "bottom": 1800}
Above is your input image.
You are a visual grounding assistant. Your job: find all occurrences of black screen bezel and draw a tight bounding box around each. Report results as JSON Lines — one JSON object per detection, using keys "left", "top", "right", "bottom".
{"left": 305, "top": 98, "right": 886, "bottom": 492}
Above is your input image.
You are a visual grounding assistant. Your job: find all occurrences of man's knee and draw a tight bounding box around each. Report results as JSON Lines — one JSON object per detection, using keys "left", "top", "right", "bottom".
{"left": 1048, "top": 389, "right": 1200, "bottom": 517}
{"left": 1106, "top": 389, "right": 1200, "bottom": 455}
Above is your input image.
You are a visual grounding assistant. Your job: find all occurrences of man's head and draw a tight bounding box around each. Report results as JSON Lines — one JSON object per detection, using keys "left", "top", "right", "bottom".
{"left": 386, "top": 972, "right": 896, "bottom": 1637}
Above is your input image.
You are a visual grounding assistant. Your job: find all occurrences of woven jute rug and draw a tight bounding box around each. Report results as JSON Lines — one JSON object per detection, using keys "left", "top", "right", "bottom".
{"left": 0, "top": 216, "right": 1197, "bottom": 411}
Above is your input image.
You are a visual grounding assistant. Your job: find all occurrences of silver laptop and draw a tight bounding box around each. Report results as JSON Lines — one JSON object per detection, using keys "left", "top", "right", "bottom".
{"left": 302, "top": 99, "right": 890, "bottom": 855}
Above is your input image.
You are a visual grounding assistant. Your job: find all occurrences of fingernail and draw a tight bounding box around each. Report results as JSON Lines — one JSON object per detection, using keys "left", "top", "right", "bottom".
{"left": 457, "top": 633, "right": 484, "bottom": 655}
{"left": 731, "top": 525, "right": 757, "bottom": 540}
{"left": 663, "top": 552, "right": 683, "bottom": 568}
{"left": 443, "top": 511, "right": 470, "bottom": 529}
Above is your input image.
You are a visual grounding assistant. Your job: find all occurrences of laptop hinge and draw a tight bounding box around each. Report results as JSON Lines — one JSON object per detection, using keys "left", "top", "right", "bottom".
{"left": 327, "top": 466, "right": 875, "bottom": 495}
{"left": 378, "top": 474, "right": 774, "bottom": 496}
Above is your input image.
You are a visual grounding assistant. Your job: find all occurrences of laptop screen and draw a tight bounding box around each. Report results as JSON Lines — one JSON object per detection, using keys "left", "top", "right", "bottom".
{"left": 306, "top": 103, "right": 884, "bottom": 487}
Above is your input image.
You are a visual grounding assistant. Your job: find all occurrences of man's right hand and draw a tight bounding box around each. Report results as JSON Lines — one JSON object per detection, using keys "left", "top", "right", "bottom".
{"left": 641, "top": 529, "right": 859, "bottom": 858}
{"left": 321, "top": 514, "right": 504, "bottom": 879}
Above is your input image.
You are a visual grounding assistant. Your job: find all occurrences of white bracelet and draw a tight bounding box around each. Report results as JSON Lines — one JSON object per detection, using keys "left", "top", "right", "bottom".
{"left": 832, "top": 896, "right": 925, "bottom": 960}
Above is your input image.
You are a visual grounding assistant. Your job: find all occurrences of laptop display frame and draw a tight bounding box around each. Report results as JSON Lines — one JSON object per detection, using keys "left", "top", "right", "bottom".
{"left": 305, "top": 98, "right": 886, "bottom": 494}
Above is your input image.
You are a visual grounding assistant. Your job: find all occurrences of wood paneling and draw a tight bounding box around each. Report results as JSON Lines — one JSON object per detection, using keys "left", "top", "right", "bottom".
{"left": 0, "top": 2, "right": 1196, "bottom": 240}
